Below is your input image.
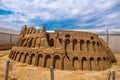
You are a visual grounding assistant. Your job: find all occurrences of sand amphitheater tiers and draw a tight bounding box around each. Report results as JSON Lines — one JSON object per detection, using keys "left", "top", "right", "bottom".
{"left": 9, "top": 25, "right": 116, "bottom": 71}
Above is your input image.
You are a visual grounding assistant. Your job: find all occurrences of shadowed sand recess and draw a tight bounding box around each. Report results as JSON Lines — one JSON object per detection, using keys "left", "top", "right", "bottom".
{"left": 9, "top": 25, "right": 116, "bottom": 71}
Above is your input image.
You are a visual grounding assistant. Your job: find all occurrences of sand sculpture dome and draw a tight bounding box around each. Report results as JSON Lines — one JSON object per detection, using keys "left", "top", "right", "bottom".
{"left": 9, "top": 25, "right": 116, "bottom": 71}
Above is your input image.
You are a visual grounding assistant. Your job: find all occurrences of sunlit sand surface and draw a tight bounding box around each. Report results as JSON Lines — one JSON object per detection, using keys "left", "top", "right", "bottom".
{"left": 0, "top": 50, "right": 120, "bottom": 80}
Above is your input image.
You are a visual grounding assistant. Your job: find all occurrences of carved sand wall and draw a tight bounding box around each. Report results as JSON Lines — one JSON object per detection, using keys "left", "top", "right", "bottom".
{"left": 9, "top": 25, "right": 116, "bottom": 71}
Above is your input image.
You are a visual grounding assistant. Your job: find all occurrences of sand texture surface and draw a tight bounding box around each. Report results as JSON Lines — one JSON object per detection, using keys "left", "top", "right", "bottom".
{"left": 0, "top": 50, "right": 120, "bottom": 80}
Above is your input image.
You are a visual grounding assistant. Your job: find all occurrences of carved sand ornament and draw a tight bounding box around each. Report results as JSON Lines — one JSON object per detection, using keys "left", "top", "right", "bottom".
{"left": 9, "top": 25, "right": 116, "bottom": 71}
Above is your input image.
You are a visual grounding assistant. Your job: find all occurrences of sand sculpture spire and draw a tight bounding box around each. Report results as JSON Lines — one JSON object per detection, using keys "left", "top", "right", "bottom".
{"left": 41, "top": 26, "right": 46, "bottom": 33}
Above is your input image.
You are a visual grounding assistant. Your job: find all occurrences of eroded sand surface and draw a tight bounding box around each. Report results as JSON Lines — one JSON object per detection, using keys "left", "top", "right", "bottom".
{"left": 0, "top": 50, "right": 120, "bottom": 80}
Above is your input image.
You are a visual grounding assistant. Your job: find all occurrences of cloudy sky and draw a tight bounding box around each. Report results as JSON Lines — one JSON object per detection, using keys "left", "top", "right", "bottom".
{"left": 0, "top": 0, "right": 120, "bottom": 31}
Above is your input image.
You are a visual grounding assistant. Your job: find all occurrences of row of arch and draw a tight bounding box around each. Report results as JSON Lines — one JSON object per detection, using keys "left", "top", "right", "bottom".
{"left": 17, "top": 37, "right": 53, "bottom": 48}
{"left": 59, "top": 38, "right": 103, "bottom": 51}
{"left": 9, "top": 51, "right": 111, "bottom": 70}
{"left": 72, "top": 56, "right": 110, "bottom": 70}
{"left": 16, "top": 36, "right": 104, "bottom": 52}
{"left": 17, "top": 37, "right": 39, "bottom": 48}
{"left": 9, "top": 51, "right": 62, "bottom": 69}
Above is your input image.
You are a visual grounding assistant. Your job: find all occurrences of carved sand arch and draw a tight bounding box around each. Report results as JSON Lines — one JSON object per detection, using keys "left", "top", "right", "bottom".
{"left": 89, "top": 57, "right": 94, "bottom": 71}
{"left": 44, "top": 54, "right": 52, "bottom": 68}
{"left": 11, "top": 51, "right": 16, "bottom": 60}
{"left": 65, "top": 39, "right": 70, "bottom": 50}
{"left": 29, "top": 53, "right": 35, "bottom": 65}
{"left": 53, "top": 55, "right": 60, "bottom": 69}
{"left": 103, "top": 57, "right": 107, "bottom": 69}
{"left": 36, "top": 54, "right": 43, "bottom": 66}
{"left": 72, "top": 57, "right": 79, "bottom": 70}
{"left": 73, "top": 39, "right": 77, "bottom": 50}
{"left": 23, "top": 53, "right": 29, "bottom": 63}
{"left": 80, "top": 40, "right": 84, "bottom": 51}
{"left": 50, "top": 39, "right": 54, "bottom": 47}
{"left": 97, "top": 57, "right": 102, "bottom": 70}
{"left": 13, "top": 52, "right": 18, "bottom": 60}
{"left": 18, "top": 52, "right": 24, "bottom": 62}
{"left": 82, "top": 57, "right": 87, "bottom": 70}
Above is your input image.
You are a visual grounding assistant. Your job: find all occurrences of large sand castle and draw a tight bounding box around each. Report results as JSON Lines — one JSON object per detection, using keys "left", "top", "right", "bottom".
{"left": 9, "top": 25, "right": 116, "bottom": 71}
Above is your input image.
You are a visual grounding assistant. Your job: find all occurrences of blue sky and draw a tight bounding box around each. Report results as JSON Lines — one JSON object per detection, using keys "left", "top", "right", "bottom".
{"left": 0, "top": 0, "right": 120, "bottom": 30}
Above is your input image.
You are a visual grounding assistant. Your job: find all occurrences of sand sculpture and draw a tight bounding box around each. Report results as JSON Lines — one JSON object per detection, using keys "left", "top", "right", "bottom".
{"left": 9, "top": 25, "right": 116, "bottom": 71}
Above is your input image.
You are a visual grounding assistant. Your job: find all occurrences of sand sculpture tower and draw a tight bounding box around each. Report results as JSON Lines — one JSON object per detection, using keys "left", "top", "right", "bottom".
{"left": 9, "top": 25, "right": 116, "bottom": 71}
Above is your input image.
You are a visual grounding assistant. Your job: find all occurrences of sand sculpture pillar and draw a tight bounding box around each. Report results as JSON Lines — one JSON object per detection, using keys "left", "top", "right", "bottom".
{"left": 94, "top": 60, "right": 99, "bottom": 70}
{"left": 83, "top": 42, "right": 87, "bottom": 51}
{"left": 60, "top": 56, "right": 63, "bottom": 70}
{"left": 89, "top": 43, "right": 94, "bottom": 51}
{"left": 51, "top": 55, "right": 54, "bottom": 67}
{"left": 79, "top": 60, "right": 82, "bottom": 70}
{"left": 86, "top": 61, "right": 89, "bottom": 70}
{"left": 57, "top": 39, "right": 62, "bottom": 49}
{"left": 40, "top": 36, "right": 49, "bottom": 48}
{"left": 56, "top": 38, "right": 61, "bottom": 49}
{"left": 29, "top": 27, "right": 32, "bottom": 34}
{"left": 19, "top": 25, "right": 27, "bottom": 35}
{"left": 20, "top": 53, "right": 25, "bottom": 63}
{"left": 16, "top": 53, "right": 21, "bottom": 61}
{"left": 40, "top": 27, "right": 49, "bottom": 48}
{"left": 26, "top": 28, "right": 31, "bottom": 34}
{"left": 72, "top": 40, "right": 78, "bottom": 50}
{"left": 12, "top": 52, "right": 16, "bottom": 60}
{"left": 94, "top": 43, "right": 99, "bottom": 51}
{"left": 42, "top": 55, "right": 46, "bottom": 67}
{"left": 76, "top": 42, "right": 80, "bottom": 51}
{"left": 35, "top": 38, "right": 41, "bottom": 48}
{"left": 22, "top": 38, "right": 28, "bottom": 47}
{"left": 69, "top": 40, "right": 73, "bottom": 50}
{"left": 31, "top": 37, "right": 36, "bottom": 47}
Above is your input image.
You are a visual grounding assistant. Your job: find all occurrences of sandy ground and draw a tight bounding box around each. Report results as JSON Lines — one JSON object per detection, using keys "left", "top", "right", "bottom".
{"left": 0, "top": 50, "right": 120, "bottom": 80}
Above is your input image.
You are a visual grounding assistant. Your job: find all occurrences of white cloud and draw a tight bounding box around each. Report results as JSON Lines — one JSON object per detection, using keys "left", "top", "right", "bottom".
{"left": 35, "top": 26, "right": 40, "bottom": 29}
{"left": 0, "top": 0, "right": 120, "bottom": 30}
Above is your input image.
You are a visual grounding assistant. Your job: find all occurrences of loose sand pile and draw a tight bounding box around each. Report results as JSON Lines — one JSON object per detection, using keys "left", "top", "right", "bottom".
{"left": 0, "top": 50, "right": 120, "bottom": 80}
